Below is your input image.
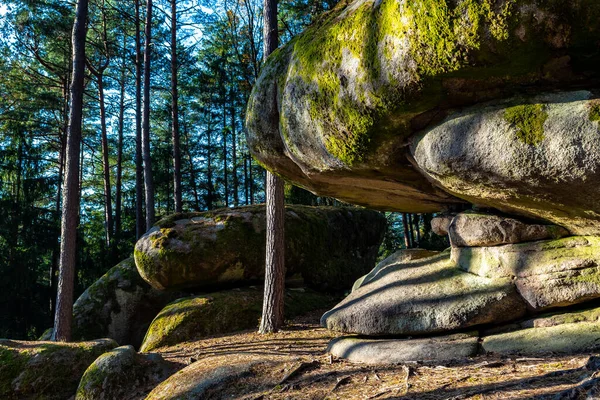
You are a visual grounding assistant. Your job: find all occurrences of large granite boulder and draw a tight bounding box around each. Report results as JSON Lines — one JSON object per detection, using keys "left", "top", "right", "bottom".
{"left": 246, "top": 0, "right": 600, "bottom": 214}
{"left": 452, "top": 236, "right": 600, "bottom": 310}
{"left": 412, "top": 91, "right": 600, "bottom": 234}
{"left": 69, "top": 258, "right": 180, "bottom": 348}
{"left": 140, "top": 288, "right": 335, "bottom": 351}
{"left": 448, "top": 211, "right": 568, "bottom": 247}
{"left": 134, "top": 205, "right": 385, "bottom": 292}
{"left": 0, "top": 338, "right": 117, "bottom": 400}
{"left": 351, "top": 248, "right": 439, "bottom": 292}
{"left": 322, "top": 252, "right": 526, "bottom": 335}
{"left": 76, "top": 345, "right": 173, "bottom": 400}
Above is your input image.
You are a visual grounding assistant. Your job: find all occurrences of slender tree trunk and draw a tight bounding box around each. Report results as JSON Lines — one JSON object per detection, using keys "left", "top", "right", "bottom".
{"left": 402, "top": 213, "right": 410, "bottom": 248}
{"left": 171, "top": 0, "right": 182, "bottom": 212}
{"left": 244, "top": 153, "right": 249, "bottom": 205}
{"left": 115, "top": 44, "right": 126, "bottom": 250}
{"left": 222, "top": 102, "right": 228, "bottom": 207}
{"left": 231, "top": 99, "right": 238, "bottom": 207}
{"left": 408, "top": 213, "right": 415, "bottom": 248}
{"left": 259, "top": 0, "right": 285, "bottom": 334}
{"left": 414, "top": 214, "right": 421, "bottom": 246}
{"left": 249, "top": 155, "right": 254, "bottom": 204}
{"left": 53, "top": 0, "right": 88, "bottom": 342}
{"left": 135, "top": 0, "right": 144, "bottom": 238}
{"left": 206, "top": 128, "right": 213, "bottom": 210}
{"left": 97, "top": 74, "right": 113, "bottom": 249}
{"left": 183, "top": 118, "right": 200, "bottom": 210}
{"left": 142, "top": 0, "right": 155, "bottom": 229}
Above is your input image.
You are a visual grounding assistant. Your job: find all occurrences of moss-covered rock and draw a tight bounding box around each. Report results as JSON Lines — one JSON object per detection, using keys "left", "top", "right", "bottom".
{"left": 75, "top": 345, "right": 173, "bottom": 400}
{"left": 0, "top": 338, "right": 117, "bottom": 400}
{"left": 246, "top": 0, "right": 600, "bottom": 214}
{"left": 64, "top": 257, "right": 181, "bottom": 348}
{"left": 134, "top": 205, "right": 386, "bottom": 292}
{"left": 322, "top": 252, "right": 526, "bottom": 336}
{"left": 412, "top": 91, "right": 600, "bottom": 235}
{"left": 482, "top": 322, "right": 600, "bottom": 355}
{"left": 452, "top": 236, "right": 600, "bottom": 310}
{"left": 140, "top": 288, "right": 336, "bottom": 351}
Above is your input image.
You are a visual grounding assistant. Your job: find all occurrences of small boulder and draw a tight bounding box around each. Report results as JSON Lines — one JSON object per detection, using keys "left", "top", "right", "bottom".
{"left": 140, "top": 288, "right": 336, "bottom": 352}
{"left": 76, "top": 345, "right": 174, "bottom": 400}
{"left": 322, "top": 252, "right": 526, "bottom": 336}
{"left": 145, "top": 359, "right": 286, "bottom": 400}
{"left": 134, "top": 205, "right": 386, "bottom": 292}
{"left": 431, "top": 214, "right": 455, "bottom": 237}
{"left": 448, "top": 211, "right": 568, "bottom": 247}
{"left": 352, "top": 248, "right": 440, "bottom": 292}
{"left": 327, "top": 333, "right": 479, "bottom": 364}
{"left": 453, "top": 236, "right": 600, "bottom": 310}
{"left": 0, "top": 338, "right": 117, "bottom": 400}
{"left": 70, "top": 257, "right": 180, "bottom": 348}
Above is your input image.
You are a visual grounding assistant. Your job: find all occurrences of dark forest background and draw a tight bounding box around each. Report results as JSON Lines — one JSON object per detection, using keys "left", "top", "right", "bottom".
{"left": 0, "top": 0, "right": 447, "bottom": 340}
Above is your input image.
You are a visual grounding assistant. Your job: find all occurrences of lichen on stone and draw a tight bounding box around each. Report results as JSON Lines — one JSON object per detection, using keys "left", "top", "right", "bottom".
{"left": 589, "top": 99, "right": 600, "bottom": 122}
{"left": 504, "top": 103, "right": 548, "bottom": 145}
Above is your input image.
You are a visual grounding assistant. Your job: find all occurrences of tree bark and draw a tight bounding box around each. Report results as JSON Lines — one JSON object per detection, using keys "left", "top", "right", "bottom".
{"left": 97, "top": 73, "right": 113, "bottom": 249}
{"left": 171, "top": 0, "right": 182, "bottom": 213}
{"left": 135, "top": 0, "right": 144, "bottom": 239}
{"left": 259, "top": 0, "right": 285, "bottom": 334}
{"left": 402, "top": 213, "right": 410, "bottom": 249}
{"left": 53, "top": 0, "right": 88, "bottom": 342}
{"left": 142, "top": 0, "right": 155, "bottom": 229}
{"left": 115, "top": 36, "right": 126, "bottom": 250}
{"left": 414, "top": 214, "right": 421, "bottom": 246}
{"left": 231, "top": 96, "right": 238, "bottom": 207}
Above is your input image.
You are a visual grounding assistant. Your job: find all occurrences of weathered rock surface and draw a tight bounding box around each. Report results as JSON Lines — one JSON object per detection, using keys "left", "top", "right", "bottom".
{"left": 413, "top": 91, "right": 600, "bottom": 235}
{"left": 352, "top": 248, "right": 439, "bottom": 292}
{"left": 328, "top": 333, "right": 479, "bottom": 364}
{"left": 140, "top": 288, "right": 335, "bottom": 351}
{"left": 431, "top": 214, "right": 455, "bottom": 237}
{"left": 246, "top": 0, "right": 600, "bottom": 214}
{"left": 453, "top": 236, "right": 600, "bottom": 310}
{"left": 482, "top": 322, "right": 600, "bottom": 355}
{"left": 448, "top": 211, "right": 568, "bottom": 247}
{"left": 76, "top": 345, "right": 173, "bottom": 400}
{"left": 0, "top": 338, "right": 117, "bottom": 400}
{"left": 322, "top": 252, "right": 526, "bottom": 335}
{"left": 134, "top": 205, "right": 385, "bottom": 292}
{"left": 69, "top": 257, "right": 180, "bottom": 348}
{"left": 145, "top": 360, "right": 286, "bottom": 400}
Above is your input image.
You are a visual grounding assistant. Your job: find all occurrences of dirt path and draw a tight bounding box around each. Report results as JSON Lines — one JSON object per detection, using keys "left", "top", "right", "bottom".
{"left": 152, "top": 310, "right": 596, "bottom": 399}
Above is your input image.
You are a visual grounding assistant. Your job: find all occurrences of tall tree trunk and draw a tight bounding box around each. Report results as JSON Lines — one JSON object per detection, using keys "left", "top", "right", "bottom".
{"left": 402, "top": 213, "right": 410, "bottom": 248}
{"left": 97, "top": 74, "right": 113, "bottom": 249}
{"left": 171, "top": 0, "right": 182, "bottom": 213}
{"left": 414, "top": 214, "right": 421, "bottom": 246}
{"left": 142, "top": 0, "right": 155, "bottom": 229}
{"left": 115, "top": 40, "right": 126, "bottom": 251}
{"left": 249, "top": 155, "right": 254, "bottom": 204}
{"left": 135, "top": 0, "right": 144, "bottom": 238}
{"left": 408, "top": 213, "right": 415, "bottom": 248}
{"left": 206, "top": 128, "right": 214, "bottom": 210}
{"left": 222, "top": 101, "right": 228, "bottom": 207}
{"left": 53, "top": 0, "right": 88, "bottom": 342}
{"left": 231, "top": 98, "right": 238, "bottom": 207}
{"left": 259, "top": 0, "right": 285, "bottom": 334}
{"left": 183, "top": 118, "right": 200, "bottom": 210}
{"left": 244, "top": 153, "right": 249, "bottom": 205}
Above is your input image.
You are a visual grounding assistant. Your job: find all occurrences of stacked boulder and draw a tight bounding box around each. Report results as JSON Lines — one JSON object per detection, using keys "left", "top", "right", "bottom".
{"left": 323, "top": 211, "right": 600, "bottom": 363}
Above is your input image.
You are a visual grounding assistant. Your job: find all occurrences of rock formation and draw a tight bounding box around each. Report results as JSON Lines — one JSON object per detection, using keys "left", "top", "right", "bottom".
{"left": 134, "top": 205, "right": 386, "bottom": 292}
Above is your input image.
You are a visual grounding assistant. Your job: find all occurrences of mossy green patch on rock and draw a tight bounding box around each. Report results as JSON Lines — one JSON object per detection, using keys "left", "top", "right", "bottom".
{"left": 504, "top": 104, "right": 548, "bottom": 145}
{"left": 76, "top": 345, "right": 173, "bottom": 400}
{"left": 134, "top": 205, "right": 386, "bottom": 292}
{"left": 67, "top": 257, "right": 180, "bottom": 348}
{"left": 140, "top": 288, "right": 337, "bottom": 352}
{"left": 0, "top": 339, "right": 117, "bottom": 400}
{"left": 589, "top": 100, "right": 600, "bottom": 122}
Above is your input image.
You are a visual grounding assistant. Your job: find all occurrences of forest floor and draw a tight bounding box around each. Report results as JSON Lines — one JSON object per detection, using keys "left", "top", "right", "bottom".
{"left": 152, "top": 309, "right": 596, "bottom": 400}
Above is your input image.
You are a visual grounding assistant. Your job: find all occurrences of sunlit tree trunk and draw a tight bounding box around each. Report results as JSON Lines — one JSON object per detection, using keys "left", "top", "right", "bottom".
{"left": 135, "top": 0, "right": 144, "bottom": 238}
{"left": 259, "top": 0, "right": 285, "bottom": 334}
{"left": 142, "top": 0, "right": 156, "bottom": 229}
{"left": 53, "top": 0, "right": 88, "bottom": 342}
{"left": 171, "top": 0, "right": 182, "bottom": 213}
